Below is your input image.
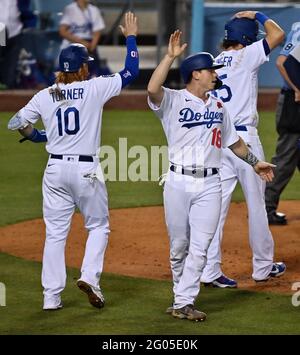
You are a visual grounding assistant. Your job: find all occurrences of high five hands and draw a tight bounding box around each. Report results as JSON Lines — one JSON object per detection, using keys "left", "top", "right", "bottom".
{"left": 167, "top": 30, "right": 188, "bottom": 59}
{"left": 119, "top": 12, "right": 138, "bottom": 37}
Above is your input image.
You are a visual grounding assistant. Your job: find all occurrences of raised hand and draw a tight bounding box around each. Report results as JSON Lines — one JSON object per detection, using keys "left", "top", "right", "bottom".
{"left": 119, "top": 12, "right": 138, "bottom": 37}
{"left": 234, "top": 11, "right": 257, "bottom": 20}
{"left": 167, "top": 30, "right": 187, "bottom": 59}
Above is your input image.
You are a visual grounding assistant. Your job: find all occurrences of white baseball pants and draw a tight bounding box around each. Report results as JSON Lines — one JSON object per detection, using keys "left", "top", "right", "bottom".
{"left": 163, "top": 171, "right": 221, "bottom": 308}
{"left": 42, "top": 156, "right": 109, "bottom": 302}
{"left": 201, "top": 128, "right": 274, "bottom": 282}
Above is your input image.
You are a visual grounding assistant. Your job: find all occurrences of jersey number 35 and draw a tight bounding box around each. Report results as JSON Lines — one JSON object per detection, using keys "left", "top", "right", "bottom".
{"left": 212, "top": 74, "right": 232, "bottom": 103}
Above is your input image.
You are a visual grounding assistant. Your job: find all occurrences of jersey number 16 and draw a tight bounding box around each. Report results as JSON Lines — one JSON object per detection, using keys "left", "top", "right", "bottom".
{"left": 211, "top": 128, "right": 221, "bottom": 148}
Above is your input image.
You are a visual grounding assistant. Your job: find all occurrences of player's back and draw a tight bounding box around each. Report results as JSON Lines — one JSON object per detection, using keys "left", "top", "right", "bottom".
{"left": 214, "top": 39, "right": 268, "bottom": 127}
{"left": 34, "top": 74, "right": 121, "bottom": 155}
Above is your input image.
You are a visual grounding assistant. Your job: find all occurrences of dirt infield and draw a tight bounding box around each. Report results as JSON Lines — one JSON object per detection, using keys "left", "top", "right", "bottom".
{"left": 0, "top": 200, "right": 299, "bottom": 294}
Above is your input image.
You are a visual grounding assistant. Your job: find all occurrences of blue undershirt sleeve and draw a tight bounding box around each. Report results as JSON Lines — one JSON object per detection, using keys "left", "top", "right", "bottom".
{"left": 119, "top": 35, "right": 139, "bottom": 88}
{"left": 27, "top": 128, "right": 48, "bottom": 143}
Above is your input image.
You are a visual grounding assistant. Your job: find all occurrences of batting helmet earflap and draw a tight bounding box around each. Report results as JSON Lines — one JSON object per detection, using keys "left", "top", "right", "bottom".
{"left": 59, "top": 43, "right": 94, "bottom": 73}
{"left": 224, "top": 17, "right": 258, "bottom": 47}
{"left": 180, "top": 52, "right": 224, "bottom": 84}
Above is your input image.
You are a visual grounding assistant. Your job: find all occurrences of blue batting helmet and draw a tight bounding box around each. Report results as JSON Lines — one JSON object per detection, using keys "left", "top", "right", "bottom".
{"left": 59, "top": 43, "right": 94, "bottom": 72}
{"left": 180, "top": 52, "right": 224, "bottom": 84}
{"left": 224, "top": 17, "right": 258, "bottom": 47}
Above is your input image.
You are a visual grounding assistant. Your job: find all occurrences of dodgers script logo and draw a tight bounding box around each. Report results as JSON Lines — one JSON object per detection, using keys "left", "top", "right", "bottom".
{"left": 178, "top": 107, "right": 224, "bottom": 129}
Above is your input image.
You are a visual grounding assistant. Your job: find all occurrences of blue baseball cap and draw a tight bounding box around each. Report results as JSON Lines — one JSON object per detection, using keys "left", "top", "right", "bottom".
{"left": 59, "top": 43, "right": 94, "bottom": 72}
{"left": 180, "top": 52, "right": 224, "bottom": 84}
{"left": 224, "top": 17, "right": 258, "bottom": 47}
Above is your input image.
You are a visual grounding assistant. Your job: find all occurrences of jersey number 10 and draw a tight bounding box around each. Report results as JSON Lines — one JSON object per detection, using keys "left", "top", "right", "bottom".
{"left": 56, "top": 107, "right": 80, "bottom": 136}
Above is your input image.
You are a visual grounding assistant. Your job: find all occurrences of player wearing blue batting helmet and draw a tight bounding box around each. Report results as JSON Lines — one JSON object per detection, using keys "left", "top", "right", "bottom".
{"left": 59, "top": 43, "right": 94, "bottom": 73}
{"left": 224, "top": 17, "right": 259, "bottom": 47}
{"left": 180, "top": 52, "right": 224, "bottom": 84}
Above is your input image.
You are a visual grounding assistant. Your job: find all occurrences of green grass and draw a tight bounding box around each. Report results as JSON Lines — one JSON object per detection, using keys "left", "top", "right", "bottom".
{"left": 1, "top": 110, "right": 300, "bottom": 335}
{"left": 0, "top": 253, "right": 299, "bottom": 335}
{"left": 0, "top": 110, "right": 299, "bottom": 226}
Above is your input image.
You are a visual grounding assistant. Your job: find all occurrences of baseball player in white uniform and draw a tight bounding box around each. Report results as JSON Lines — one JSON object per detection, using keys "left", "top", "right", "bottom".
{"left": 7, "top": 12, "right": 139, "bottom": 310}
{"left": 200, "top": 11, "right": 286, "bottom": 288}
{"left": 147, "top": 30, "right": 275, "bottom": 321}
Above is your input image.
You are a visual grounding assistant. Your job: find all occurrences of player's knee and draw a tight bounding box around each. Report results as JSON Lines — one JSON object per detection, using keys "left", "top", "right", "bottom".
{"left": 195, "top": 255, "right": 208, "bottom": 273}
{"left": 170, "top": 240, "right": 189, "bottom": 260}
{"left": 85, "top": 216, "right": 109, "bottom": 234}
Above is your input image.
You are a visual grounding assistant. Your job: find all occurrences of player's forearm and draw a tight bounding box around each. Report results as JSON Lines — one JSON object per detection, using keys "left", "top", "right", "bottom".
{"left": 18, "top": 125, "right": 34, "bottom": 137}
{"left": 119, "top": 35, "right": 139, "bottom": 88}
{"left": 229, "top": 137, "right": 259, "bottom": 167}
{"left": 17, "top": 125, "right": 48, "bottom": 143}
{"left": 8, "top": 108, "right": 47, "bottom": 143}
{"left": 147, "top": 54, "right": 175, "bottom": 103}
{"left": 256, "top": 12, "right": 285, "bottom": 50}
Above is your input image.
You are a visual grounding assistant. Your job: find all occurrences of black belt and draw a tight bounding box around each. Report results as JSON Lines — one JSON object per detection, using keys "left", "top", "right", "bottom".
{"left": 235, "top": 125, "right": 247, "bottom": 131}
{"left": 50, "top": 154, "right": 93, "bottom": 162}
{"left": 170, "top": 165, "right": 218, "bottom": 178}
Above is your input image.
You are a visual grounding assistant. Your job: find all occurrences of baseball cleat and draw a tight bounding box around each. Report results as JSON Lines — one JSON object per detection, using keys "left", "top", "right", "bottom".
{"left": 203, "top": 275, "right": 238, "bottom": 288}
{"left": 267, "top": 212, "right": 287, "bottom": 225}
{"left": 43, "top": 296, "right": 63, "bottom": 311}
{"left": 172, "top": 304, "right": 206, "bottom": 322}
{"left": 43, "top": 302, "right": 63, "bottom": 311}
{"left": 43, "top": 303, "right": 63, "bottom": 311}
{"left": 269, "top": 262, "right": 286, "bottom": 277}
{"left": 254, "top": 262, "right": 286, "bottom": 282}
{"left": 276, "top": 212, "right": 286, "bottom": 219}
{"left": 77, "top": 279, "right": 105, "bottom": 308}
{"left": 166, "top": 305, "right": 173, "bottom": 314}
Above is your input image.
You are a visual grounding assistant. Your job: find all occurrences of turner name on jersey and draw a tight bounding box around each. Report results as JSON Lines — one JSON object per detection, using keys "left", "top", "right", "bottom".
{"left": 50, "top": 87, "right": 84, "bottom": 102}
{"left": 217, "top": 55, "right": 233, "bottom": 67}
{"left": 16, "top": 74, "right": 122, "bottom": 155}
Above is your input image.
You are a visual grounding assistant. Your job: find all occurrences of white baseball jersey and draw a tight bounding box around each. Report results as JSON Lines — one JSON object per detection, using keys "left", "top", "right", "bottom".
{"left": 201, "top": 39, "right": 275, "bottom": 284}
{"left": 17, "top": 74, "right": 122, "bottom": 155}
{"left": 60, "top": 2, "right": 105, "bottom": 49}
{"left": 148, "top": 88, "right": 239, "bottom": 168}
{"left": 214, "top": 39, "right": 269, "bottom": 127}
